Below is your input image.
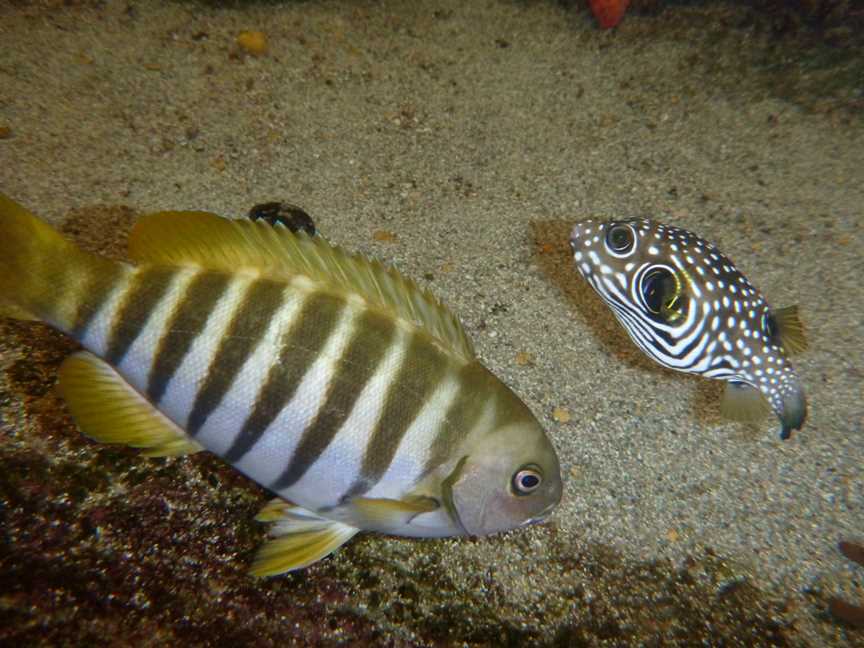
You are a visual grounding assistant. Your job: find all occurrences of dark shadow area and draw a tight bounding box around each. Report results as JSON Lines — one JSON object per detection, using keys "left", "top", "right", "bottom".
{"left": 529, "top": 219, "right": 664, "bottom": 375}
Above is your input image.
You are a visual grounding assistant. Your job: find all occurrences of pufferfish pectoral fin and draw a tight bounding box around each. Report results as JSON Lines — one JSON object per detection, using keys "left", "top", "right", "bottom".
{"left": 719, "top": 381, "right": 772, "bottom": 424}
{"left": 250, "top": 503, "right": 359, "bottom": 577}
{"left": 57, "top": 351, "right": 204, "bottom": 457}
{"left": 772, "top": 305, "right": 808, "bottom": 354}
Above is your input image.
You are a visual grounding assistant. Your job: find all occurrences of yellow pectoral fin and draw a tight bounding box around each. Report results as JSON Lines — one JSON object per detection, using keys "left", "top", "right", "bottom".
{"left": 57, "top": 351, "right": 203, "bottom": 457}
{"left": 720, "top": 381, "right": 771, "bottom": 423}
{"left": 350, "top": 495, "right": 440, "bottom": 526}
{"left": 772, "top": 305, "right": 808, "bottom": 354}
{"left": 250, "top": 504, "right": 359, "bottom": 577}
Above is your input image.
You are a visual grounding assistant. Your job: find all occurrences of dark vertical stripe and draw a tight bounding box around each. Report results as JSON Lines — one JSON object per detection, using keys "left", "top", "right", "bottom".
{"left": 186, "top": 278, "right": 287, "bottom": 436}
{"left": 104, "top": 267, "right": 176, "bottom": 365}
{"left": 224, "top": 292, "right": 347, "bottom": 464}
{"left": 69, "top": 263, "right": 127, "bottom": 340}
{"left": 418, "top": 361, "right": 495, "bottom": 479}
{"left": 341, "top": 333, "right": 452, "bottom": 499}
{"left": 147, "top": 271, "right": 231, "bottom": 404}
{"left": 270, "top": 306, "right": 401, "bottom": 490}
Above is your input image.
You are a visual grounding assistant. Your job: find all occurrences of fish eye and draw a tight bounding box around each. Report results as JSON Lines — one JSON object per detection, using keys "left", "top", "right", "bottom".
{"left": 605, "top": 224, "right": 634, "bottom": 254}
{"left": 512, "top": 465, "right": 543, "bottom": 496}
{"left": 641, "top": 267, "right": 673, "bottom": 314}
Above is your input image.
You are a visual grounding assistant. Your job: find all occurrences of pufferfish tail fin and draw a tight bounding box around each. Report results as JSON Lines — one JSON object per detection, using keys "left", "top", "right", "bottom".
{"left": 772, "top": 305, "right": 808, "bottom": 354}
{"left": 250, "top": 501, "right": 359, "bottom": 577}
{"left": 0, "top": 193, "right": 123, "bottom": 330}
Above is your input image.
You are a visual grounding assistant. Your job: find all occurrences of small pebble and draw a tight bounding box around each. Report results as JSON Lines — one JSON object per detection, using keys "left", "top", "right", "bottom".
{"left": 839, "top": 540, "right": 864, "bottom": 567}
{"left": 552, "top": 407, "right": 571, "bottom": 423}
{"left": 828, "top": 597, "right": 864, "bottom": 628}
{"left": 514, "top": 352, "right": 533, "bottom": 366}
{"left": 373, "top": 230, "right": 396, "bottom": 243}
{"left": 237, "top": 31, "right": 268, "bottom": 57}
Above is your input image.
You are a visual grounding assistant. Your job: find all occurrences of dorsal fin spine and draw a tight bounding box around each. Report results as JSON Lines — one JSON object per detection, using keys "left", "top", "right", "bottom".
{"left": 128, "top": 212, "right": 475, "bottom": 360}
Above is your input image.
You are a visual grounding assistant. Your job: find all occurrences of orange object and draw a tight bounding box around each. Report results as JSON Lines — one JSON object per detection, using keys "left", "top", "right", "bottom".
{"left": 236, "top": 31, "right": 268, "bottom": 57}
{"left": 589, "top": 0, "right": 629, "bottom": 29}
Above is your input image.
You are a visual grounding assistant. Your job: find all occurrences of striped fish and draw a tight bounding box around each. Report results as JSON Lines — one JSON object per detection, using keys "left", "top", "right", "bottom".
{"left": 0, "top": 193, "right": 561, "bottom": 575}
{"left": 569, "top": 218, "right": 808, "bottom": 440}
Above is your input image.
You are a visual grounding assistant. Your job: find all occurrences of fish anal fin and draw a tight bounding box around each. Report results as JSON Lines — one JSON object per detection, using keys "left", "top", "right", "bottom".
{"left": 250, "top": 504, "right": 358, "bottom": 576}
{"left": 0, "top": 301, "right": 38, "bottom": 321}
{"left": 350, "top": 495, "right": 439, "bottom": 526}
{"left": 128, "top": 211, "right": 475, "bottom": 360}
{"left": 773, "top": 305, "right": 808, "bottom": 354}
{"left": 720, "top": 381, "right": 771, "bottom": 423}
{"left": 58, "top": 351, "right": 203, "bottom": 457}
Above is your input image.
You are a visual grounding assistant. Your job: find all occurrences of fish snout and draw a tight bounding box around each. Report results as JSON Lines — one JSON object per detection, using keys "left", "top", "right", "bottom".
{"left": 569, "top": 221, "right": 593, "bottom": 248}
{"left": 569, "top": 221, "right": 597, "bottom": 277}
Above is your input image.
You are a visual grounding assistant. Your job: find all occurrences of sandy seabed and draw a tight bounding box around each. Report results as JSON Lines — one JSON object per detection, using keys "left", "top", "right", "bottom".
{"left": 0, "top": 1, "right": 862, "bottom": 645}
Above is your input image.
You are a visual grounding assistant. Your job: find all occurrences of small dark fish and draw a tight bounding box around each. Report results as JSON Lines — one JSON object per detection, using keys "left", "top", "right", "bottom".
{"left": 569, "top": 218, "right": 808, "bottom": 439}
{"left": 249, "top": 201, "right": 316, "bottom": 236}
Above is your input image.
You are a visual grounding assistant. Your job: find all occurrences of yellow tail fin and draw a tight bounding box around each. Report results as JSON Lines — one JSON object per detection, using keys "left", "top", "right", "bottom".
{"left": 0, "top": 193, "right": 123, "bottom": 332}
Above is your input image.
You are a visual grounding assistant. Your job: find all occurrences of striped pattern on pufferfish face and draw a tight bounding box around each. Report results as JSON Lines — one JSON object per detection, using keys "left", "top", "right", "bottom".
{"left": 569, "top": 218, "right": 806, "bottom": 439}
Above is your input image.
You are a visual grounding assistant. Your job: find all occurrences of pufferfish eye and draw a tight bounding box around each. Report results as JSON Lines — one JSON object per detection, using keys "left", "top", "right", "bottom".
{"left": 640, "top": 266, "right": 685, "bottom": 322}
{"left": 641, "top": 267, "right": 674, "bottom": 314}
{"left": 606, "top": 224, "right": 634, "bottom": 254}
{"left": 512, "top": 466, "right": 543, "bottom": 495}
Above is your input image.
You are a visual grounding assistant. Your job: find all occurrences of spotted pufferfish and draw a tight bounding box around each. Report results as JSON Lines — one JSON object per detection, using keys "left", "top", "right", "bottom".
{"left": 569, "top": 218, "right": 808, "bottom": 439}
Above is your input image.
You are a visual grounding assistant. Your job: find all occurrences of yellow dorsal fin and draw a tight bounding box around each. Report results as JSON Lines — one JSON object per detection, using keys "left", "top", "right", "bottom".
{"left": 720, "top": 381, "right": 771, "bottom": 424}
{"left": 58, "top": 351, "right": 203, "bottom": 457}
{"left": 772, "top": 305, "right": 808, "bottom": 354}
{"left": 251, "top": 503, "right": 359, "bottom": 576}
{"left": 128, "top": 211, "right": 475, "bottom": 360}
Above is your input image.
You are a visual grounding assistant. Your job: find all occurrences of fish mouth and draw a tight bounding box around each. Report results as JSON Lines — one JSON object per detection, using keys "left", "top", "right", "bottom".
{"left": 569, "top": 221, "right": 592, "bottom": 245}
{"left": 569, "top": 221, "right": 598, "bottom": 277}
{"left": 522, "top": 501, "right": 558, "bottom": 527}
